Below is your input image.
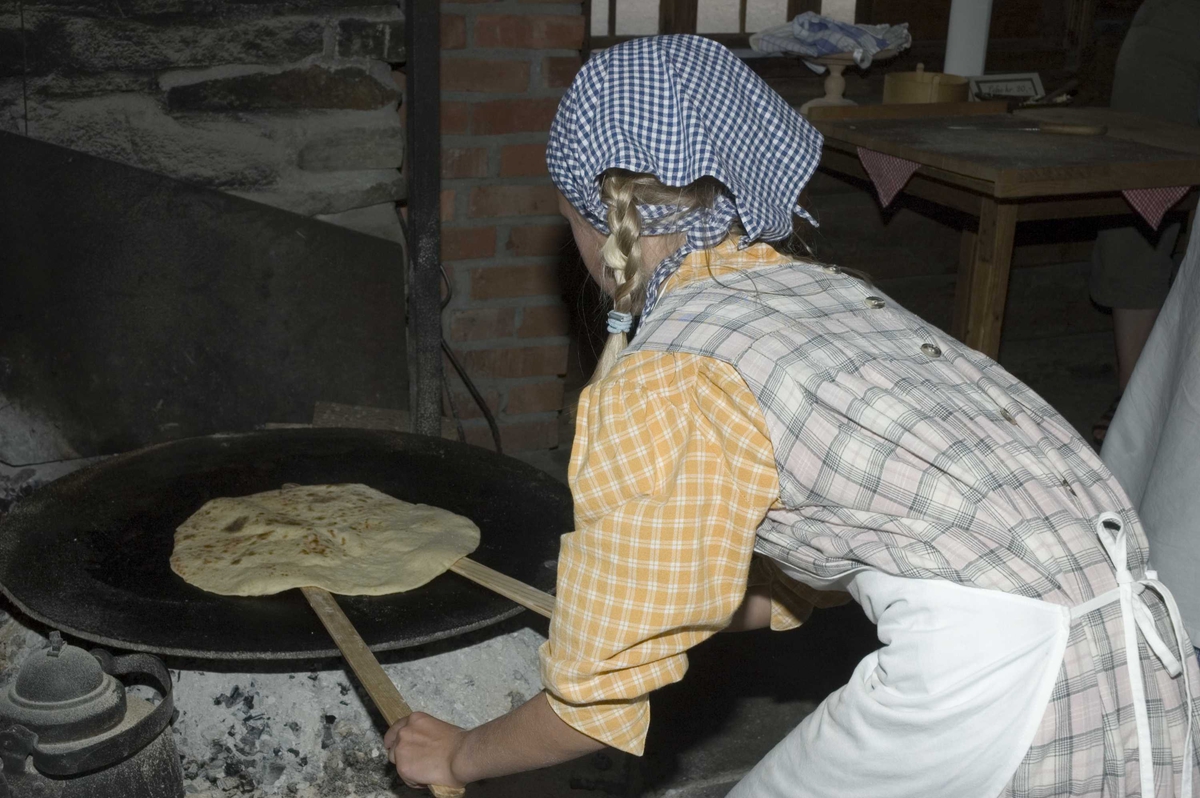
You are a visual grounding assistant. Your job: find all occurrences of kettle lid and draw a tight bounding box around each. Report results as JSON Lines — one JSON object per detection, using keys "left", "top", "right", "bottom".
{"left": 0, "top": 632, "right": 125, "bottom": 744}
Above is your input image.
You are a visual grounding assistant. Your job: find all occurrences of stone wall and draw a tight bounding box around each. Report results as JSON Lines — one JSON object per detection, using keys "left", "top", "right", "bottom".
{"left": 435, "top": 2, "right": 584, "bottom": 452}
{"left": 2, "top": 0, "right": 588, "bottom": 453}
{"left": 0, "top": 0, "right": 408, "bottom": 241}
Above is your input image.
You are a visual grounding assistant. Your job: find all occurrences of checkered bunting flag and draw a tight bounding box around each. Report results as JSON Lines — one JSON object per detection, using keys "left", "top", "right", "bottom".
{"left": 1122, "top": 186, "right": 1190, "bottom": 230}
{"left": 857, "top": 147, "right": 921, "bottom": 207}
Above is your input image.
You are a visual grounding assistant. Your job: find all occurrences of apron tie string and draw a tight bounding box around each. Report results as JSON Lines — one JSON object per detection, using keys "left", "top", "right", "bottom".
{"left": 1069, "top": 512, "right": 1195, "bottom": 797}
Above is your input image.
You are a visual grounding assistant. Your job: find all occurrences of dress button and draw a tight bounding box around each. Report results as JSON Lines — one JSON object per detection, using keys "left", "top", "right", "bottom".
{"left": 920, "top": 343, "right": 941, "bottom": 357}
{"left": 1000, "top": 408, "right": 1017, "bottom": 424}
{"left": 822, "top": 264, "right": 843, "bottom": 274}
{"left": 865, "top": 296, "right": 885, "bottom": 309}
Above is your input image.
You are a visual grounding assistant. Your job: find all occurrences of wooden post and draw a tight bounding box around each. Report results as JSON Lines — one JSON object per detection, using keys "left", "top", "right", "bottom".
{"left": 788, "top": 0, "right": 821, "bottom": 15}
{"left": 661, "top": 0, "right": 699, "bottom": 34}
{"left": 405, "top": 0, "right": 444, "bottom": 439}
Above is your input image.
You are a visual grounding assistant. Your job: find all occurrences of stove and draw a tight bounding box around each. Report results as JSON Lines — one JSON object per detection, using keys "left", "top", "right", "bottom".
{"left": 0, "top": 429, "right": 572, "bottom": 796}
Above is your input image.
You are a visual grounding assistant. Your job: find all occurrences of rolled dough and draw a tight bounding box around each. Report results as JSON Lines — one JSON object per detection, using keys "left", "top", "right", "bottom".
{"left": 171, "top": 483, "right": 480, "bottom": 597}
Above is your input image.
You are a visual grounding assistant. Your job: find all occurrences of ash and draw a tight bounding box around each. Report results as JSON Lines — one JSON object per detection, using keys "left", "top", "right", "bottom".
{"left": 0, "top": 611, "right": 547, "bottom": 797}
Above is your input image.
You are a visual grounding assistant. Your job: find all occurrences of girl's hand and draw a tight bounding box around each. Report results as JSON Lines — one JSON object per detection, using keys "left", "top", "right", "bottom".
{"left": 384, "top": 712, "right": 467, "bottom": 790}
{"left": 384, "top": 693, "right": 604, "bottom": 788}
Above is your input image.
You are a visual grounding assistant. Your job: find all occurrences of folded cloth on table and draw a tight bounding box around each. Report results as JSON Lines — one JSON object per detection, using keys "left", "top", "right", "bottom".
{"left": 750, "top": 11, "right": 911, "bottom": 70}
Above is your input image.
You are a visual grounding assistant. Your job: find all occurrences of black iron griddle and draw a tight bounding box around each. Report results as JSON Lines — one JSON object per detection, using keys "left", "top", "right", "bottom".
{"left": 0, "top": 429, "right": 570, "bottom": 659}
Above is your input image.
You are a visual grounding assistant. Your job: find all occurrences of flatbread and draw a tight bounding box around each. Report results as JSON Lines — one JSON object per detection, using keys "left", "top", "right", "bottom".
{"left": 171, "top": 483, "right": 480, "bottom": 597}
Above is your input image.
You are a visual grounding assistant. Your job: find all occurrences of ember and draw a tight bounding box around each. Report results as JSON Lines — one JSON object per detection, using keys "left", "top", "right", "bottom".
{"left": 0, "top": 611, "right": 547, "bottom": 797}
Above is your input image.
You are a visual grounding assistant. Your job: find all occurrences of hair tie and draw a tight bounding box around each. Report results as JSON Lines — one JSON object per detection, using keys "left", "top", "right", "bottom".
{"left": 606, "top": 310, "right": 633, "bottom": 334}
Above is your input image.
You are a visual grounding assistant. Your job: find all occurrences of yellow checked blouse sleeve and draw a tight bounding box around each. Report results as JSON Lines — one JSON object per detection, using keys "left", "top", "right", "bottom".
{"left": 538, "top": 352, "right": 798, "bottom": 755}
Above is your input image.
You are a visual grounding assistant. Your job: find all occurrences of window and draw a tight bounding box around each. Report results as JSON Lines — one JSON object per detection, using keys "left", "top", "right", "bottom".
{"left": 588, "top": 0, "right": 816, "bottom": 49}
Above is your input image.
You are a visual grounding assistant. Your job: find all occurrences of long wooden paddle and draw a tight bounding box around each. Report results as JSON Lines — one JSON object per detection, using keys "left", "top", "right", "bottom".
{"left": 301, "top": 558, "right": 556, "bottom": 798}
{"left": 302, "top": 586, "right": 466, "bottom": 798}
{"left": 448, "top": 557, "right": 555, "bottom": 619}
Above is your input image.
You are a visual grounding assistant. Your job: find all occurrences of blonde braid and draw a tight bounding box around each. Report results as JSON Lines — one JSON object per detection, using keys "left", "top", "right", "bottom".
{"left": 587, "top": 170, "right": 728, "bottom": 383}
{"left": 591, "top": 173, "right": 647, "bottom": 382}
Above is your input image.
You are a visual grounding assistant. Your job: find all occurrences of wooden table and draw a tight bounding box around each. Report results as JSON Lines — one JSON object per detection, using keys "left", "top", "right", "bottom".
{"left": 808, "top": 105, "right": 1200, "bottom": 358}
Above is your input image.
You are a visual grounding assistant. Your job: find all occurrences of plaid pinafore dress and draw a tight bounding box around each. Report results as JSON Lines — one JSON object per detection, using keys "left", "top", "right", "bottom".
{"left": 625, "top": 260, "right": 1199, "bottom": 797}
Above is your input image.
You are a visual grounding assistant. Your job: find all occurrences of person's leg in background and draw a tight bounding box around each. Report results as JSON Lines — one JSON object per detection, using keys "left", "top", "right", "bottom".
{"left": 1091, "top": 223, "right": 1179, "bottom": 387}
{"left": 1113, "top": 309, "right": 1161, "bottom": 388}
{"left": 1089, "top": 0, "right": 1200, "bottom": 446}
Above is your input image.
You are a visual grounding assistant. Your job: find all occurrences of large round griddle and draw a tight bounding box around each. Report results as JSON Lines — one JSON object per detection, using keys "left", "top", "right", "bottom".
{"left": 0, "top": 429, "right": 570, "bottom": 659}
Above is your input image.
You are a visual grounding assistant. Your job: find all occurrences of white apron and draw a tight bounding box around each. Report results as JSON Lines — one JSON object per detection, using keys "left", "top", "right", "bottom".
{"left": 729, "top": 514, "right": 1197, "bottom": 798}
{"left": 728, "top": 570, "right": 1070, "bottom": 798}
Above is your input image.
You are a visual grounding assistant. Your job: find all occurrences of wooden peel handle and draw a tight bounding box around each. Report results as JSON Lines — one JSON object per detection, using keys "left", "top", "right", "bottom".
{"left": 449, "top": 557, "right": 556, "bottom": 619}
{"left": 301, "top": 587, "right": 466, "bottom": 798}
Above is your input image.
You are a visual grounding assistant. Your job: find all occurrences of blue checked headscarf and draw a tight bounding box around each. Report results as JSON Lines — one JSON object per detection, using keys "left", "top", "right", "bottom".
{"left": 546, "top": 35, "right": 824, "bottom": 318}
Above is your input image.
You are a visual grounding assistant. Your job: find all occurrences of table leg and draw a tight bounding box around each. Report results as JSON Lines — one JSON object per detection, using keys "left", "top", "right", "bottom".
{"left": 958, "top": 198, "right": 1018, "bottom": 359}
{"left": 952, "top": 229, "right": 977, "bottom": 342}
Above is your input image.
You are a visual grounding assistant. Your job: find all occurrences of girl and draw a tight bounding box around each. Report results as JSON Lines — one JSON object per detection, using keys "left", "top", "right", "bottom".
{"left": 387, "top": 35, "right": 1198, "bottom": 797}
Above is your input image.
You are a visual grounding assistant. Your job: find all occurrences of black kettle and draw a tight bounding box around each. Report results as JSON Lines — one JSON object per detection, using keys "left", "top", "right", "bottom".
{"left": 0, "top": 631, "right": 183, "bottom": 798}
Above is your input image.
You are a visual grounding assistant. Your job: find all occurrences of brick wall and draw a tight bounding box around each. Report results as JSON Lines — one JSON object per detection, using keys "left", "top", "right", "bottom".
{"left": 437, "top": 1, "right": 584, "bottom": 452}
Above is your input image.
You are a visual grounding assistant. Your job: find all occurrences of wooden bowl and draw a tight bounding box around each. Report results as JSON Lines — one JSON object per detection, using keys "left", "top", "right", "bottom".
{"left": 883, "top": 63, "right": 969, "bottom": 105}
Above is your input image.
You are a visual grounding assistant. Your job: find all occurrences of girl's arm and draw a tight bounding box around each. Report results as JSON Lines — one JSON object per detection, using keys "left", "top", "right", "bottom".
{"left": 723, "top": 583, "right": 774, "bottom": 632}
{"left": 385, "top": 692, "right": 604, "bottom": 788}
{"left": 386, "top": 579, "right": 775, "bottom": 790}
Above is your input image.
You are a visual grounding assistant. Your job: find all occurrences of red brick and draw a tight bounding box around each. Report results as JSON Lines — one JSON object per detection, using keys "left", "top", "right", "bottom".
{"left": 441, "top": 190, "right": 455, "bottom": 222}
{"left": 442, "top": 101, "right": 470, "bottom": 134}
{"left": 475, "top": 15, "right": 585, "bottom": 49}
{"left": 441, "top": 225, "right": 495, "bottom": 260}
{"left": 506, "top": 223, "right": 570, "bottom": 257}
{"left": 506, "top": 380, "right": 565, "bottom": 414}
{"left": 442, "top": 147, "right": 489, "bottom": 179}
{"left": 446, "top": 387, "right": 502, "bottom": 420}
{"left": 502, "top": 419, "right": 560, "bottom": 451}
{"left": 472, "top": 97, "right": 560, "bottom": 135}
{"left": 543, "top": 55, "right": 581, "bottom": 88}
{"left": 471, "top": 263, "right": 560, "bottom": 299}
{"left": 518, "top": 304, "right": 570, "bottom": 338}
{"left": 463, "top": 422, "right": 491, "bottom": 449}
{"left": 449, "top": 307, "right": 516, "bottom": 341}
{"left": 499, "top": 143, "right": 548, "bottom": 177}
{"left": 441, "top": 14, "right": 466, "bottom": 49}
{"left": 442, "top": 58, "right": 531, "bottom": 93}
{"left": 460, "top": 345, "right": 569, "bottom": 378}
{"left": 464, "top": 418, "right": 559, "bottom": 452}
{"left": 468, "top": 184, "right": 558, "bottom": 218}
